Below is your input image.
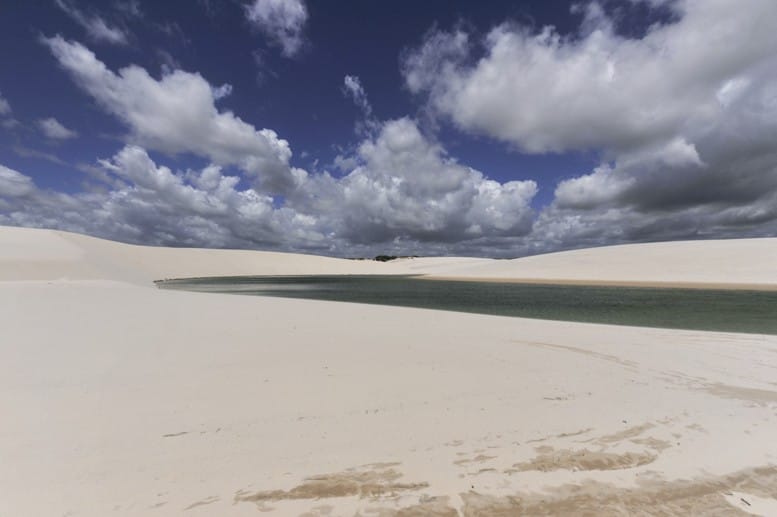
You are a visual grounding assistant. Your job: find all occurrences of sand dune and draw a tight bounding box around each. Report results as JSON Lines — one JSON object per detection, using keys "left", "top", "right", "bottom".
{"left": 0, "top": 226, "right": 411, "bottom": 284}
{"left": 3, "top": 225, "right": 775, "bottom": 289}
{"left": 1, "top": 226, "right": 777, "bottom": 516}
{"left": 418, "top": 238, "right": 777, "bottom": 289}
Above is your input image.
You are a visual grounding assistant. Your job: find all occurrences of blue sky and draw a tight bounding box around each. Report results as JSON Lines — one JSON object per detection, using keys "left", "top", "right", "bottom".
{"left": 1, "top": 0, "right": 776, "bottom": 257}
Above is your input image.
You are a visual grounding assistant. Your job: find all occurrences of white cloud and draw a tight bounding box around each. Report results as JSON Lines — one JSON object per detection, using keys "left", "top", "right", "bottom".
{"left": 400, "top": 0, "right": 777, "bottom": 254}
{"left": 554, "top": 137, "right": 703, "bottom": 210}
{"left": 291, "top": 118, "right": 537, "bottom": 246}
{"left": 54, "top": 0, "right": 129, "bottom": 46}
{"left": 342, "top": 74, "right": 379, "bottom": 135}
{"left": 0, "top": 92, "right": 19, "bottom": 130}
{"left": 0, "top": 91, "right": 17, "bottom": 130}
{"left": 0, "top": 148, "right": 319, "bottom": 249}
{"left": 343, "top": 75, "right": 372, "bottom": 118}
{"left": 211, "top": 83, "right": 233, "bottom": 100}
{"left": 0, "top": 91, "right": 10, "bottom": 115}
{"left": 403, "top": 29, "right": 469, "bottom": 96}
{"left": 43, "top": 35, "right": 304, "bottom": 194}
{"left": 37, "top": 117, "right": 79, "bottom": 140}
{"left": 245, "top": 0, "right": 308, "bottom": 58}
{"left": 403, "top": 0, "right": 777, "bottom": 154}
{"left": 15, "top": 1, "right": 777, "bottom": 257}
{"left": 29, "top": 38, "right": 538, "bottom": 255}
{"left": 4, "top": 106, "right": 777, "bottom": 256}
{"left": 540, "top": 63, "right": 777, "bottom": 250}
{"left": 0, "top": 165, "right": 36, "bottom": 198}
{"left": 0, "top": 119, "right": 538, "bottom": 256}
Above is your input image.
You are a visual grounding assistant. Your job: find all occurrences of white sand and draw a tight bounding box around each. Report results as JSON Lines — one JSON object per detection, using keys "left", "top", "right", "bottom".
{"left": 1, "top": 226, "right": 776, "bottom": 516}
{"left": 416, "top": 239, "right": 777, "bottom": 290}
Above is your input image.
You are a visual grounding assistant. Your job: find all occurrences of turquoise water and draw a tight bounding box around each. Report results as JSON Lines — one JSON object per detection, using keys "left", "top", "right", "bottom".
{"left": 156, "top": 275, "right": 777, "bottom": 335}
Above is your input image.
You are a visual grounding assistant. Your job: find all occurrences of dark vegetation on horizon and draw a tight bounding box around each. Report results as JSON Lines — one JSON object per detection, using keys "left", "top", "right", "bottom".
{"left": 347, "top": 255, "right": 419, "bottom": 262}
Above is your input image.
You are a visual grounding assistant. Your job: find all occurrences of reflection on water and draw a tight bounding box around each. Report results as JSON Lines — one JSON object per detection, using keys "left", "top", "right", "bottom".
{"left": 157, "top": 275, "right": 777, "bottom": 335}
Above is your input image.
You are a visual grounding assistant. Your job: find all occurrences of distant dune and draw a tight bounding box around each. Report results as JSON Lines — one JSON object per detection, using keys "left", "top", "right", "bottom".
{"left": 419, "top": 238, "right": 777, "bottom": 290}
{"left": 1, "top": 226, "right": 775, "bottom": 289}
{"left": 0, "top": 226, "right": 407, "bottom": 284}
{"left": 2, "top": 225, "right": 777, "bottom": 516}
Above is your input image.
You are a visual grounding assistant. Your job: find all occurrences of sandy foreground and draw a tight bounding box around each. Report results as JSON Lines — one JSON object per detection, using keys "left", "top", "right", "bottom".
{"left": 2, "top": 227, "right": 777, "bottom": 516}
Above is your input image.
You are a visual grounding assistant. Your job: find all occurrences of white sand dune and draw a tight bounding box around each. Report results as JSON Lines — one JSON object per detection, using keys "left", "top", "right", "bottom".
{"left": 4, "top": 225, "right": 775, "bottom": 288}
{"left": 416, "top": 238, "right": 777, "bottom": 289}
{"left": 1, "top": 226, "right": 777, "bottom": 516}
{"left": 0, "top": 226, "right": 412, "bottom": 284}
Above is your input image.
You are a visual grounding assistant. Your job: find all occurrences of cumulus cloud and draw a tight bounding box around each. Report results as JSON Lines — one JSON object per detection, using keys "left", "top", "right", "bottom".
{"left": 245, "top": 0, "right": 308, "bottom": 57}
{"left": 43, "top": 35, "right": 304, "bottom": 194}
{"left": 37, "top": 117, "right": 78, "bottom": 140}
{"left": 8, "top": 33, "right": 538, "bottom": 256}
{"left": 534, "top": 60, "right": 777, "bottom": 251}
{"left": 0, "top": 165, "right": 36, "bottom": 198}
{"left": 291, "top": 118, "right": 537, "bottom": 248}
{"left": 573, "top": 107, "right": 774, "bottom": 202}
{"left": 554, "top": 137, "right": 704, "bottom": 211}
{"left": 0, "top": 148, "right": 319, "bottom": 249}
{"left": 0, "top": 119, "right": 538, "bottom": 256}
{"left": 36, "top": 37, "right": 534, "bottom": 252}
{"left": 403, "top": 0, "right": 777, "bottom": 154}
{"left": 399, "top": 0, "right": 777, "bottom": 253}
{"left": 12, "top": 1, "right": 777, "bottom": 257}
{"left": 531, "top": 2, "right": 777, "bottom": 250}
{"left": 54, "top": 0, "right": 129, "bottom": 45}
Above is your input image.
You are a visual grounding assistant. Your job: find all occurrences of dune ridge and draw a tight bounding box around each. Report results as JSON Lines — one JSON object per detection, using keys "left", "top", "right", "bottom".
{"left": 420, "top": 238, "right": 777, "bottom": 290}
{"left": 2, "top": 226, "right": 776, "bottom": 290}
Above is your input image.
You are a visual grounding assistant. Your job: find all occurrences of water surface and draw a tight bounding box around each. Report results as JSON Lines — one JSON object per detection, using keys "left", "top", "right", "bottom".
{"left": 157, "top": 275, "right": 777, "bottom": 335}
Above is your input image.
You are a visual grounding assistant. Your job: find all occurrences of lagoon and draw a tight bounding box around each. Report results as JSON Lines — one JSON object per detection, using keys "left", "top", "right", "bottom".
{"left": 157, "top": 275, "right": 777, "bottom": 335}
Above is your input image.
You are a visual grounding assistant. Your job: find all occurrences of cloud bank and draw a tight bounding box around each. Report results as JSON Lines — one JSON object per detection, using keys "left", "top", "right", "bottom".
{"left": 0, "top": 38, "right": 535, "bottom": 255}
{"left": 3, "top": 1, "right": 777, "bottom": 257}
{"left": 0, "top": 116, "right": 538, "bottom": 256}
{"left": 401, "top": 0, "right": 777, "bottom": 252}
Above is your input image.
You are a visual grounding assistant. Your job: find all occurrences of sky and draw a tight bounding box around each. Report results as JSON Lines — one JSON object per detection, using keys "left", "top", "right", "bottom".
{"left": 1, "top": 0, "right": 776, "bottom": 258}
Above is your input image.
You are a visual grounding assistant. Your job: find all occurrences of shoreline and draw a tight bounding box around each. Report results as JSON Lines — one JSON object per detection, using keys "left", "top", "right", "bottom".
{"left": 420, "top": 274, "right": 777, "bottom": 292}
{"left": 157, "top": 272, "right": 777, "bottom": 292}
